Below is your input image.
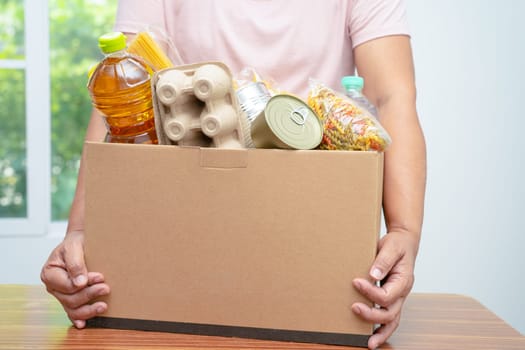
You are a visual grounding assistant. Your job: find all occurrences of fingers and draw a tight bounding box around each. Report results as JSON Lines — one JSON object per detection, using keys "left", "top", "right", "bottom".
{"left": 41, "top": 235, "right": 96, "bottom": 294}
{"left": 368, "top": 314, "right": 401, "bottom": 350}
{"left": 351, "top": 297, "right": 404, "bottom": 325}
{"left": 380, "top": 271, "right": 413, "bottom": 302}
{"left": 353, "top": 273, "right": 412, "bottom": 308}
{"left": 73, "top": 319, "right": 86, "bottom": 329}
{"left": 351, "top": 232, "right": 418, "bottom": 349}
{"left": 87, "top": 271, "right": 105, "bottom": 285}
{"left": 42, "top": 264, "right": 106, "bottom": 297}
{"left": 351, "top": 298, "right": 404, "bottom": 350}
{"left": 65, "top": 301, "right": 109, "bottom": 327}
{"left": 61, "top": 232, "right": 88, "bottom": 288}
{"left": 51, "top": 274, "right": 110, "bottom": 328}
{"left": 360, "top": 233, "right": 415, "bottom": 306}
{"left": 52, "top": 281, "right": 110, "bottom": 311}
{"left": 353, "top": 278, "right": 392, "bottom": 307}
{"left": 41, "top": 262, "right": 77, "bottom": 294}
{"left": 369, "top": 236, "right": 404, "bottom": 281}
{"left": 41, "top": 234, "right": 110, "bottom": 328}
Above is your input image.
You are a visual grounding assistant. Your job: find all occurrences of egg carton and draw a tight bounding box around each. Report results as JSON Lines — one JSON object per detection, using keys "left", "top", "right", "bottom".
{"left": 152, "top": 62, "right": 251, "bottom": 148}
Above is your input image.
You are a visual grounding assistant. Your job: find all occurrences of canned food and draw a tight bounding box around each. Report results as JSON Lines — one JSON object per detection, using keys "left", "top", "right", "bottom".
{"left": 236, "top": 82, "right": 272, "bottom": 123}
{"left": 251, "top": 94, "right": 323, "bottom": 150}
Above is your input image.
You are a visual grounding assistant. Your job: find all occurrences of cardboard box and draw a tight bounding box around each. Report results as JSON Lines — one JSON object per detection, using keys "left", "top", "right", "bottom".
{"left": 84, "top": 142, "right": 383, "bottom": 347}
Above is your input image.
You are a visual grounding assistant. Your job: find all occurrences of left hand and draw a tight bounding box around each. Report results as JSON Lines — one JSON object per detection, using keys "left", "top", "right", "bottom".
{"left": 41, "top": 230, "right": 110, "bottom": 328}
{"left": 352, "top": 230, "right": 419, "bottom": 349}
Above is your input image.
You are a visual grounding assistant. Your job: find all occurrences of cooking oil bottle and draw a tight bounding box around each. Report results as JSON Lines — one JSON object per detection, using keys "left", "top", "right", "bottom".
{"left": 88, "top": 32, "right": 158, "bottom": 144}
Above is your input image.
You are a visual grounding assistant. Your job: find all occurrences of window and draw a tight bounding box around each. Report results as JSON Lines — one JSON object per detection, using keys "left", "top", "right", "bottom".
{"left": 0, "top": 0, "right": 116, "bottom": 235}
{"left": 0, "top": 0, "right": 50, "bottom": 235}
{"left": 49, "top": 0, "right": 117, "bottom": 220}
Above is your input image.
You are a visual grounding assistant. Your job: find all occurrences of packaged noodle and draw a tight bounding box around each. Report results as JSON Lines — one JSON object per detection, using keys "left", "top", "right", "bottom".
{"left": 127, "top": 26, "right": 184, "bottom": 70}
{"left": 307, "top": 80, "right": 391, "bottom": 151}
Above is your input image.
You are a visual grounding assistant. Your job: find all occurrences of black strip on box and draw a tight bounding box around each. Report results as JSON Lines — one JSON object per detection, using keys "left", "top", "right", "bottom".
{"left": 87, "top": 316, "right": 370, "bottom": 347}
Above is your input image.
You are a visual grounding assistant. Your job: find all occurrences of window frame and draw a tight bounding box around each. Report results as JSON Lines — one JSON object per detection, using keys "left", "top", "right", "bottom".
{"left": 0, "top": 0, "right": 50, "bottom": 236}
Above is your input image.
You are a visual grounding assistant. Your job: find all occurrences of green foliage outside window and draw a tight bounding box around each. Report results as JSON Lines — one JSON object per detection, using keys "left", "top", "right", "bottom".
{"left": 50, "top": 0, "right": 117, "bottom": 220}
{"left": 0, "top": 0, "right": 117, "bottom": 220}
{"left": 0, "top": 1, "right": 26, "bottom": 217}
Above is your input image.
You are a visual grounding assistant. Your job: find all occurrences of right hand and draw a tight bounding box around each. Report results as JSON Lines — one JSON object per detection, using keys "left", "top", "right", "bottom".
{"left": 40, "top": 230, "right": 110, "bottom": 328}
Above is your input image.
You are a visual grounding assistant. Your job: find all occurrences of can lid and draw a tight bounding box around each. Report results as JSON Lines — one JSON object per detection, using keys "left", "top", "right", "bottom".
{"left": 263, "top": 95, "right": 322, "bottom": 150}
{"left": 98, "top": 32, "right": 127, "bottom": 54}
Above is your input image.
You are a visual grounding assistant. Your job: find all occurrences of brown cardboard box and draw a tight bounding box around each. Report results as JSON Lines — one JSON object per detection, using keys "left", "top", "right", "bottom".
{"left": 84, "top": 142, "right": 383, "bottom": 347}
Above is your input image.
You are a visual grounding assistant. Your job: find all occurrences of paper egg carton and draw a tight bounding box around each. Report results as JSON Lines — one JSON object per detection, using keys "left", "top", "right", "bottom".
{"left": 152, "top": 62, "right": 250, "bottom": 148}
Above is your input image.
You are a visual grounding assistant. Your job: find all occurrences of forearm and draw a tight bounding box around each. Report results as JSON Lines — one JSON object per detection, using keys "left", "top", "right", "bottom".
{"left": 354, "top": 36, "right": 426, "bottom": 247}
{"left": 379, "top": 94, "right": 426, "bottom": 245}
{"left": 66, "top": 109, "right": 107, "bottom": 234}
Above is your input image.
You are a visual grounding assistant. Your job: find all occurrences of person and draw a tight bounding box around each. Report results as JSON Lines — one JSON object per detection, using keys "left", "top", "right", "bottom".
{"left": 41, "top": 1, "right": 426, "bottom": 349}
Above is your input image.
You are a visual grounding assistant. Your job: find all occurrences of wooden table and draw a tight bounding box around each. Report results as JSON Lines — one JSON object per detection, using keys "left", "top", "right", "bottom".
{"left": 1, "top": 285, "right": 523, "bottom": 349}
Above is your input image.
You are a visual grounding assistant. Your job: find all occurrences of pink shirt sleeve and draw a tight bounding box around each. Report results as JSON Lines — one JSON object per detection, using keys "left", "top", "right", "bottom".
{"left": 348, "top": 0, "right": 410, "bottom": 48}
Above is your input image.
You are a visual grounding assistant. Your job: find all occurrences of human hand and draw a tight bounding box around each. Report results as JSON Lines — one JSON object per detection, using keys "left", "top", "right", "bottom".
{"left": 352, "top": 231, "right": 419, "bottom": 349}
{"left": 40, "top": 230, "right": 110, "bottom": 328}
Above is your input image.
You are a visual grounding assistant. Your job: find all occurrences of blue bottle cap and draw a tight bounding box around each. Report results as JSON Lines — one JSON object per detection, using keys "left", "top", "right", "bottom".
{"left": 341, "top": 75, "right": 364, "bottom": 91}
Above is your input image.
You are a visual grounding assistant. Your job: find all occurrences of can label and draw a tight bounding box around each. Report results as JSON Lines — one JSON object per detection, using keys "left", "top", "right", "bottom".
{"left": 236, "top": 82, "right": 272, "bottom": 123}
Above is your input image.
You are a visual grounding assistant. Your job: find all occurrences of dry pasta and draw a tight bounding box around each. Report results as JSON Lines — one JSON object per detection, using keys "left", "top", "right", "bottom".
{"left": 307, "top": 80, "right": 391, "bottom": 151}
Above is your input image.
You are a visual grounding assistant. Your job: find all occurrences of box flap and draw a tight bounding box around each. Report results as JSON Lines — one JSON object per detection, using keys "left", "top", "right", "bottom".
{"left": 199, "top": 147, "right": 248, "bottom": 168}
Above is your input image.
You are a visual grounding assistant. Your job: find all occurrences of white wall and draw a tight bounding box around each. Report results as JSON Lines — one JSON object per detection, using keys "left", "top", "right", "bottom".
{"left": 1, "top": 0, "right": 523, "bottom": 336}
{"left": 1, "top": 227, "right": 64, "bottom": 286}
{"left": 406, "top": 0, "right": 525, "bottom": 334}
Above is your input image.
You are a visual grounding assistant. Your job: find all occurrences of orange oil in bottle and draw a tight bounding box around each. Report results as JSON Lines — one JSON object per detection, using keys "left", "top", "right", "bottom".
{"left": 88, "top": 32, "right": 158, "bottom": 144}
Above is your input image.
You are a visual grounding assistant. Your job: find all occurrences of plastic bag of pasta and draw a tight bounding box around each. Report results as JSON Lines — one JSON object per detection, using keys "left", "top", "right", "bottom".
{"left": 307, "top": 80, "right": 391, "bottom": 151}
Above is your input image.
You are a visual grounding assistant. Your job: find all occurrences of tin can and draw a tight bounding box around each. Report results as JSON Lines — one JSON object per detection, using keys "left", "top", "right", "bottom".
{"left": 235, "top": 82, "right": 272, "bottom": 123}
{"left": 250, "top": 94, "right": 323, "bottom": 150}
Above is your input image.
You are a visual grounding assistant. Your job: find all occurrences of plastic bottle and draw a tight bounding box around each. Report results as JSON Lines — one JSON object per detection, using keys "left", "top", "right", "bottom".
{"left": 341, "top": 75, "right": 378, "bottom": 118}
{"left": 88, "top": 32, "right": 158, "bottom": 144}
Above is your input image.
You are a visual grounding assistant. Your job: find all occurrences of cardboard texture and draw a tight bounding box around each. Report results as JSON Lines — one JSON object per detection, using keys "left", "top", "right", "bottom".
{"left": 152, "top": 62, "right": 251, "bottom": 149}
{"left": 84, "top": 142, "right": 383, "bottom": 347}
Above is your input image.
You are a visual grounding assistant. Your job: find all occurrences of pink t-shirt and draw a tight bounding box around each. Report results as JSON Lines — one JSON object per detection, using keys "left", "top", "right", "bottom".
{"left": 114, "top": 0, "right": 410, "bottom": 98}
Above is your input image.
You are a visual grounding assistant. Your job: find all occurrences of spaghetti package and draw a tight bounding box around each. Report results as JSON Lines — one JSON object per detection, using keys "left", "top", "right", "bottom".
{"left": 127, "top": 26, "right": 184, "bottom": 71}
{"left": 128, "top": 31, "right": 173, "bottom": 71}
{"left": 307, "top": 80, "right": 391, "bottom": 152}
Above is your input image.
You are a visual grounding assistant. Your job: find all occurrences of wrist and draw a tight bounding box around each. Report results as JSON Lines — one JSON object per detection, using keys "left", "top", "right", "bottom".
{"left": 384, "top": 229, "right": 421, "bottom": 258}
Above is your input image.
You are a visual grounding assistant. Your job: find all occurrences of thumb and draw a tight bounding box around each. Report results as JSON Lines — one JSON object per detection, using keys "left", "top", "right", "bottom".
{"left": 369, "top": 237, "right": 402, "bottom": 281}
{"left": 63, "top": 232, "right": 88, "bottom": 288}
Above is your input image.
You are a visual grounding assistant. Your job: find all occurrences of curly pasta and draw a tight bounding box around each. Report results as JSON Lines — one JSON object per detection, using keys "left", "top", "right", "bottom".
{"left": 307, "top": 81, "right": 391, "bottom": 151}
